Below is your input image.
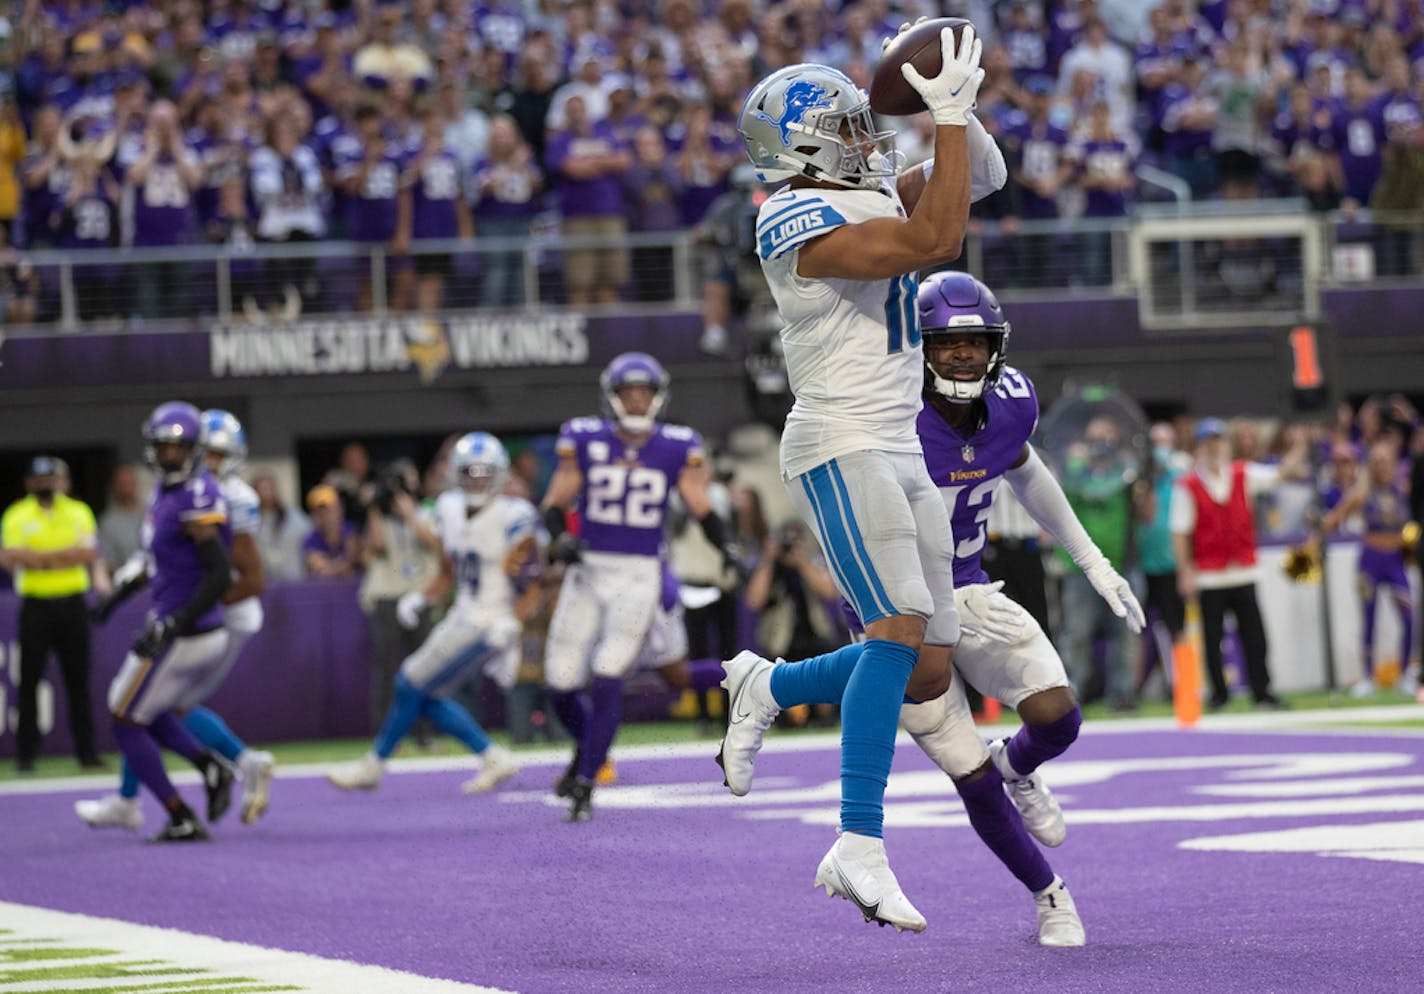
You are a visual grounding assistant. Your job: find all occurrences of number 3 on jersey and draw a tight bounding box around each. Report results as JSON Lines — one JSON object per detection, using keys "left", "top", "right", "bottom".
{"left": 885, "top": 274, "right": 920, "bottom": 354}
{"left": 942, "top": 479, "right": 998, "bottom": 559}
{"left": 586, "top": 465, "right": 667, "bottom": 528}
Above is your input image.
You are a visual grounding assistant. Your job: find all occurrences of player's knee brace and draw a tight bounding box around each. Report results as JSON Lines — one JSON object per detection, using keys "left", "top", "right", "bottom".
{"left": 901, "top": 697, "right": 987, "bottom": 780}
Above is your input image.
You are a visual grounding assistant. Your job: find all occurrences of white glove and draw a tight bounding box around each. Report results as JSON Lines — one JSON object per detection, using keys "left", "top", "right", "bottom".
{"left": 1084, "top": 561, "right": 1146, "bottom": 634}
{"left": 966, "top": 113, "right": 1007, "bottom": 201}
{"left": 396, "top": 590, "right": 428, "bottom": 629}
{"left": 956, "top": 581, "right": 1028, "bottom": 645}
{"left": 900, "top": 24, "right": 984, "bottom": 127}
{"left": 113, "top": 552, "right": 151, "bottom": 588}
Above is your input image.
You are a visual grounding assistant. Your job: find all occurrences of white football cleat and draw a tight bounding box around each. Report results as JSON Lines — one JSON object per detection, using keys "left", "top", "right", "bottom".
{"left": 1350, "top": 678, "right": 1376, "bottom": 699}
{"left": 716, "top": 650, "right": 779, "bottom": 796}
{"left": 238, "top": 750, "right": 276, "bottom": 824}
{"left": 1034, "top": 876, "right": 1086, "bottom": 947}
{"left": 326, "top": 753, "right": 384, "bottom": 791}
{"left": 1396, "top": 669, "right": 1419, "bottom": 697}
{"left": 75, "top": 794, "right": 143, "bottom": 832}
{"left": 989, "top": 737, "right": 1066, "bottom": 847}
{"left": 461, "top": 746, "right": 520, "bottom": 793}
{"left": 814, "top": 833, "right": 926, "bottom": 933}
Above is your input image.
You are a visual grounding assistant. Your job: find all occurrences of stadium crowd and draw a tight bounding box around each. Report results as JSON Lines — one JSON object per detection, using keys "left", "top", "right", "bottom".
{"left": 3, "top": 0, "right": 1424, "bottom": 322}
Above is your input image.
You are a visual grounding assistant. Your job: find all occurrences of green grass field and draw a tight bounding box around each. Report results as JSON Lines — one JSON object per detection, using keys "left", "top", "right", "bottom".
{"left": 5, "top": 686, "right": 1420, "bottom": 783}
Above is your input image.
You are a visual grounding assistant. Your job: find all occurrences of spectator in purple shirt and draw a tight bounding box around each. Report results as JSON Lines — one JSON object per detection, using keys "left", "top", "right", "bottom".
{"left": 1330, "top": 65, "right": 1390, "bottom": 208}
{"left": 338, "top": 104, "right": 409, "bottom": 311}
{"left": 124, "top": 100, "right": 203, "bottom": 319}
{"left": 1073, "top": 100, "right": 1138, "bottom": 286}
{"left": 545, "top": 93, "right": 631, "bottom": 306}
{"left": 1001, "top": 1, "right": 1051, "bottom": 84}
{"left": 622, "top": 126, "right": 684, "bottom": 303}
{"left": 303, "top": 484, "right": 362, "bottom": 578}
{"left": 59, "top": 152, "right": 121, "bottom": 320}
{"left": 19, "top": 105, "right": 68, "bottom": 248}
{"left": 1004, "top": 77, "right": 1074, "bottom": 287}
{"left": 471, "top": 113, "right": 542, "bottom": 309}
{"left": 398, "top": 103, "right": 472, "bottom": 313}
{"left": 1159, "top": 54, "right": 1219, "bottom": 198}
{"left": 1266, "top": 82, "right": 1340, "bottom": 208}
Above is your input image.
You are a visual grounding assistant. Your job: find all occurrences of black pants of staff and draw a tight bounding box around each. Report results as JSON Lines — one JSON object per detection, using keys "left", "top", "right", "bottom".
{"left": 16, "top": 594, "right": 99, "bottom": 765}
{"left": 1199, "top": 582, "right": 1274, "bottom": 705}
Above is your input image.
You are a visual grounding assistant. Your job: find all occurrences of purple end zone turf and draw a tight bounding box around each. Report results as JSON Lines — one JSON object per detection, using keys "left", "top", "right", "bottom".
{"left": 4, "top": 726, "right": 1423, "bottom": 993}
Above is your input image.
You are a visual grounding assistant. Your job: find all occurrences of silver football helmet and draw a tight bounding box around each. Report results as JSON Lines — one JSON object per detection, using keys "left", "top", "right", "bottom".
{"left": 738, "top": 64, "right": 896, "bottom": 190}
{"left": 449, "top": 431, "right": 509, "bottom": 510}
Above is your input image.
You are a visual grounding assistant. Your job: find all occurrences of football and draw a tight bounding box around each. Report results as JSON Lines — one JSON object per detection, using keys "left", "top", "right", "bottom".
{"left": 869, "top": 17, "right": 973, "bottom": 117}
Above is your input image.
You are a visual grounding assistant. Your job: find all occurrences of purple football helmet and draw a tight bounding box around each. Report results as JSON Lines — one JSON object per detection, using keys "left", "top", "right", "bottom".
{"left": 917, "top": 271, "right": 1011, "bottom": 402}
{"left": 600, "top": 352, "right": 669, "bottom": 434}
{"left": 143, "top": 401, "right": 204, "bottom": 484}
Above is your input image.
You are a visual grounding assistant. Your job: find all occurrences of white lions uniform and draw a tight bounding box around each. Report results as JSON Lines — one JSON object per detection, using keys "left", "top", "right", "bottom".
{"left": 755, "top": 180, "right": 958, "bottom": 643}
{"left": 401, "top": 491, "right": 539, "bottom": 695}
{"left": 175, "top": 473, "right": 264, "bottom": 710}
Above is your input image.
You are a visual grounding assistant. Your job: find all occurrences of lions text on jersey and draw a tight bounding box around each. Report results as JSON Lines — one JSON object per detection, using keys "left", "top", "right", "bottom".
{"left": 754, "top": 181, "right": 925, "bottom": 478}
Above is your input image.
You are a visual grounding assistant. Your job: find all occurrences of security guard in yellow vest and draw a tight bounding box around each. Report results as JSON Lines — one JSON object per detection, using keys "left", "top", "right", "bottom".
{"left": 0, "top": 457, "right": 103, "bottom": 772}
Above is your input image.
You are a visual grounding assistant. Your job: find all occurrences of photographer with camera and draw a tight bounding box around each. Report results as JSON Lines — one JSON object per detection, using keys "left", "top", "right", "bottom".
{"left": 358, "top": 459, "right": 442, "bottom": 731}
{"left": 744, "top": 519, "right": 840, "bottom": 727}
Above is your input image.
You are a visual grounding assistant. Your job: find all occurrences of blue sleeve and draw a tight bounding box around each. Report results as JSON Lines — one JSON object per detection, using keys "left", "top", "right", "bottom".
{"left": 756, "top": 197, "right": 848, "bottom": 261}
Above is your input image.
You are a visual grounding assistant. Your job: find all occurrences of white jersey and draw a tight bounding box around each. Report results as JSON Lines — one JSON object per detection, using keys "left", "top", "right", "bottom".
{"left": 754, "top": 180, "right": 924, "bottom": 479}
{"left": 219, "top": 475, "right": 260, "bottom": 537}
{"left": 434, "top": 490, "right": 539, "bottom": 622}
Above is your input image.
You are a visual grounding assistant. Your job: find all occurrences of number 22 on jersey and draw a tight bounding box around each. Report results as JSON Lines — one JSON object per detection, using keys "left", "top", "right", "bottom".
{"left": 585, "top": 465, "right": 668, "bottom": 528}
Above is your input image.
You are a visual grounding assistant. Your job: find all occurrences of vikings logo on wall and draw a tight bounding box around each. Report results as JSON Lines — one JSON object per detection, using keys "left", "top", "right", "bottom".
{"left": 208, "top": 314, "right": 592, "bottom": 383}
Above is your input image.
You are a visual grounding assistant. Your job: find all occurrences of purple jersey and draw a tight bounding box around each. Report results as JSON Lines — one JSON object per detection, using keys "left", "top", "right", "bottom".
{"left": 62, "top": 191, "right": 117, "bottom": 249}
{"left": 917, "top": 368, "right": 1040, "bottom": 587}
{"left": 1077, "top": 137, "right": 1136, "bottom": 216}
{"left": 558, "top": 417, "right": 704, "bottom": 557}
{"left": 1331, "top": 102, "right": 1388, "bottom": 202}
{"left": 545, "top": 123, "right": 628, "bottom": 218}
{"left": 1363, "top": 483, "right": 1409, "bottom": 536}
{"left": 126, "top": 152, "right": 199, "bottom": 246}
{"left": 471, "top": 156, "right": 541, "bottom": 221}
{"left": 410, "top": 146, "right": 464, "bottom": 240}
{"left": 143, "top": 471, "right": 229, "bottom": 631}
{"left": 20, "top": 154, "right": 69, "bottom": 247}
{"left": 336, "top": 140, "right": 407, "bottom": 242}
{"left": 1005, "top": 121, "right": 1070, "bottom": 219}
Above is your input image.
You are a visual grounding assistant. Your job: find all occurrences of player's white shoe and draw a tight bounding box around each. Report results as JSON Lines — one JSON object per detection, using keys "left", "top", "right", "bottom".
{"left": 814, "top": 832, "right": 926, "bottom": 933}
{"left": 989, "top": 737, "right": 1066, "bottom": 847}
{"left": 1034, "top": 876, "right": 1086, "bottom": 947}
{"left": 1350, "top": 678, "right": 1376, "bottom": 699}
{"left": 1397, "top": 669, "right": 1419, "bottom": 697}
{"left": 238, "top": 750, "right": 276, "bottom": 824}
{"left": 716, "top": 650, "right": 779, "bottom": 796}
{"left": 327, "top": 753, "right": 384, "bottom": 791}
{"left": 461, "top": 746, "right": 520, "bottom": 793}
{"left": 75, "top": 794, "right": 143, "bottom": 832}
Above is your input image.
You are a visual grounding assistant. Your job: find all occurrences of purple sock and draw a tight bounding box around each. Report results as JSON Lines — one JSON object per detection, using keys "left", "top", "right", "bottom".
{"left": 1396, "top": 593, "right": 1413, "bottom": 674}
{"left": 578, "top": 677, "right": 624, "bottom": 781}
{"left": 957, "top": 766, "right": 1055, "bottom": 893}
{"left": 549, "top": 690, "right": 588, "bottom": 743}
{"left": 1006, "top": 706, "right": 1082, "bottom": 778}
{"left": 149, "top": 711, "right": 206, "bottom": 764}
{"left": 112, "top": 720, "right": 180, "bottom": 806}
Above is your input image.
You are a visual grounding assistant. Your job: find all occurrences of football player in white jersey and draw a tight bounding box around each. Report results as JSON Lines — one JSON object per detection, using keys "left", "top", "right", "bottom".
{"left": 326, "top": 432, "right": 533, "bottom": 794}
{"left": 76, "top": 409, "right": 276, "bottom": 832}
{"left": 541, "top": 353, "right": 734, "bottom": 824}
{"left": 717, "top": 26, "right": 1007, "bottom": 932}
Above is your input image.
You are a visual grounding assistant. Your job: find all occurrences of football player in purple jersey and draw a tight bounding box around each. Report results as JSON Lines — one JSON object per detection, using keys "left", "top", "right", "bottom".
{"left": 541, "top": 352, "right": 735, "bottom": 822}
{"left": 85, "top": 403, "right": 239, "bottom": 842}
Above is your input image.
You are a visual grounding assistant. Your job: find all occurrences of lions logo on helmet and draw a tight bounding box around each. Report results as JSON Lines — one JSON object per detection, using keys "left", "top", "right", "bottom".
{"left": 739, "top": 64, "right": 896, "bottom": 190}
{"left": 143, "top": 401, "right": 204, "bottom": 485}
{"left": 200, "top": 409, "right": 248, "bottom": 478}
{"left": 918, "top": 271, "right": 1012, "bottom": 403}
{"left": 600, "top": 352, "right": 669, "bottom": 435}
{"left": 450, "top": 432, "right": 510, "bottom": 510}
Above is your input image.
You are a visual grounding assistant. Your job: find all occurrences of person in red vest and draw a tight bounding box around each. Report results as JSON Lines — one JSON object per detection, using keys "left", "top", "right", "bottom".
{"left": 1170, "top": 417, "right": 1306, "bottom": 710}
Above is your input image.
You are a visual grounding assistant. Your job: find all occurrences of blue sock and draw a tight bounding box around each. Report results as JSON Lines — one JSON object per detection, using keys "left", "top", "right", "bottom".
{"left": 420, "top": 696, "right": 492, "bottom": 754}
{"left": 184, "top": 707, "right": 246, "bottom": 763}
{"left": 373, "top": 676, "right": 425, "bottom": 759}
{"left": 839, "top": 638, "right": 917, "bottom": 838}
{"left": 118, "top": 759, "right": 140, "bottom": 800}
{"left": 769, "top": 643, "right": 865, "bottom": 708}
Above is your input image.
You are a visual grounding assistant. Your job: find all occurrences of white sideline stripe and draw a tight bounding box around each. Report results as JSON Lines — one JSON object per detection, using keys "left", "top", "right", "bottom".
{"left": 0, "top": 902, "right": 516, "bottom": 994}
{"left": 3, "top": 704, "right": 1421, "bottom": 797}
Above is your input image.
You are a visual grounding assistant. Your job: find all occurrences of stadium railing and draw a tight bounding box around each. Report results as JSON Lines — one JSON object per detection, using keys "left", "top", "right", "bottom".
{"left": 7, "top": 204, "right": 1421, "bottom": 335}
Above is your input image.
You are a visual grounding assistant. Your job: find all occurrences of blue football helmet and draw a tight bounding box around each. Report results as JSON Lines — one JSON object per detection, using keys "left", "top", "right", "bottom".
{"left": 600, "top": 352, "right": 669, "bottom": 435}
{"left": 143, "top": 401, "right": 204, "bottom": 485}
{"left": 918, "top": 271, "right": 1012, "bottom": 402}
{"left": 200, "top": 409, "right": 248, "bottom": 478}
{"left": 450, "top": 431, "right": 509, "bottom": 509}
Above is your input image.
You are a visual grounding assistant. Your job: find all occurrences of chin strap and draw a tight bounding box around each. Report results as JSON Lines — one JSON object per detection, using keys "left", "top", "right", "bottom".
{"left": 928, "top": 368, "right": 987, "bottom": 401}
